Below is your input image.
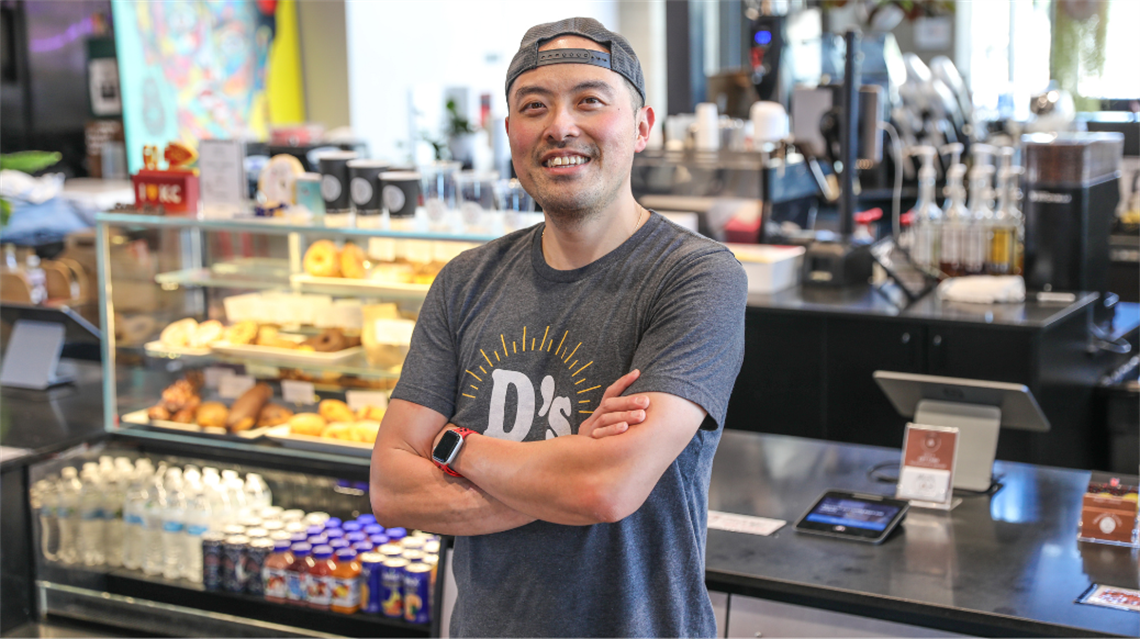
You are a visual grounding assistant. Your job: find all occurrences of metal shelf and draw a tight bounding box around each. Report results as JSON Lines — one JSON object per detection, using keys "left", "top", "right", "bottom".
{"left": 128, "top": 344, "right": 401, "bottom": 379}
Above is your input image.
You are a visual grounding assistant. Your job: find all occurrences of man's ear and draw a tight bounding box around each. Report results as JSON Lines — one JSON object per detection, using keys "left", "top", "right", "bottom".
{"left": 633, "top": 106, "right": 655, "bottom": 153}
{"left": 504, "top": 116, "right": 510, "bottom": 136}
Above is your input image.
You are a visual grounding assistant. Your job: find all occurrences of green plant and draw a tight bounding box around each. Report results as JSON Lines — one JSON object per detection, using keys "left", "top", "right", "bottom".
{"left": 0, "top": 151, "right": 62, "bottom": 226}
{"left": 445, "top": 99, "right": 477, "bottom": 138}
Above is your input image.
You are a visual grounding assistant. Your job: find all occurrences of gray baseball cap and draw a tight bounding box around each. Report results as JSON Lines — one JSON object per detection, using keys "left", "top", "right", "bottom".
{"left": 505, "top": 17, "right": 645, "bottom": 104}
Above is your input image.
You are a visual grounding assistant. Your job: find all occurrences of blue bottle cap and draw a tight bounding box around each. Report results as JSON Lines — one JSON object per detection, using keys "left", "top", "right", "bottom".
{"left": 346, "top": 531, "right": 367, "bottom": 543}
{"left": 325, "top": 517, "right": 343, "bottom": 529}
{"left": 370, "top": 534, "right": 389, "bottom": 546}
{"left": 363, "top": 524, "right": 383, "bottom": 535}
{"left": 353, "top": 541, "right": 374, "bottom": 552}
{"left": 325, "top": 528, "right": 345, "bottom": 539}
{"left": 329, "top": 538, "right": 350, "bottom": 549}
{"left": 385, "top": 527, "right": 407, "bottom": 540}
{"left": 335, "top": 548, "right": 358, "bottom": 560}
{"left": 313, "top": 545, "right": 334, "bottom": 559}
{"left": 342, "top": 521, "right": 363, "bottom": 533}
{"left": 306, "top": 525, "right": 324, "bottom": 536}
{"left": 291, "top": 542, "right": 312, "bottom": 556}
{"left": 356, "top": 514, "right": 377, "bottom": 525}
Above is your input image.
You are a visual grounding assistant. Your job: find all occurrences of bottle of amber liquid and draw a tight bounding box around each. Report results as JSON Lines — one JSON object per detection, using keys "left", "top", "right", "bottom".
{"left": 987, "top": 163, "right": 1021, "bottom": 276}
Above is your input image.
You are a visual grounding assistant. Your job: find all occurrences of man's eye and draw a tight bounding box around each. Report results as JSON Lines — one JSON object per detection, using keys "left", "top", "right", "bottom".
{"left": 582, "top": 97, "right": 602, "bottom": 105}
{"left": 522, "top": 101, "right": 545, "bottom": 111}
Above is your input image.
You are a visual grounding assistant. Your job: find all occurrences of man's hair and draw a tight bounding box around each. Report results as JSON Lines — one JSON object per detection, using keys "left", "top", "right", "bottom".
{"left": 622, "top": 77, "right": 645, "bottom": 113}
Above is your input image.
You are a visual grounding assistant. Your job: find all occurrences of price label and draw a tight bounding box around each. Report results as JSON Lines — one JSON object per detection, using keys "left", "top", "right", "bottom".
{"left": 281, "top": 380, "right": 316, "bottom": 406}
{"left": 218, "top": 375, "right": 256, "bottom": 399}
{"left": 203, "top": 367, "right": 234, "bottom": 389}
{"left": 346, "top": 390, "right": 388, "bottom": 411}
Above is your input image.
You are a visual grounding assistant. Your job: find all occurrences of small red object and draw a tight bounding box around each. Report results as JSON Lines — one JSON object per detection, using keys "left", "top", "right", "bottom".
{"left": 900, "top": 211, "right": 915, "bottom": 227}
{"left": 724, "top": 214, "right": 761, "bottom": 244}
{"left": 854, "top": 207, "right": 883, "bottom": 224}
{"left": 132, "top": 168, "right": 199, "bottom": 215}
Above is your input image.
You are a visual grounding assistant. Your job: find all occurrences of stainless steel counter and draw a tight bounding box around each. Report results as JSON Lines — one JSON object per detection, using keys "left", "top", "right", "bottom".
{"left": 707, "top": 429, "right": 1140, "bottom": 638}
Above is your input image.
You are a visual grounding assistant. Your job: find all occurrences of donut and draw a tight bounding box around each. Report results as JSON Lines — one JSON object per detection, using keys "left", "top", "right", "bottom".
{"left": 225, "top": 320, "right": 258, "bottom": 345}
{"left": 196, "top": 401, "right": 229, "bottom": 428}
{"left": 319, "top": 399, "right": 355, "bottom": 423}
{"left": 160, "top": 318, "right": 199, "bottom": 347}
{"left": 304, "top": 240, "right": 341, "bottom": 277}
{"left": 288, "top": 412, "right": 327, "bottom": 436}
{"left": 257, "top": 403, "right": 295, "bottom": 427}
{"left": 340, "top": 242, "right": 367, "bottom": 279}
{"left": 303, "top": 327, "right": 348, "bottom": 352}
{"left": 191, "top": 320, "right": 224, "bottom": 348}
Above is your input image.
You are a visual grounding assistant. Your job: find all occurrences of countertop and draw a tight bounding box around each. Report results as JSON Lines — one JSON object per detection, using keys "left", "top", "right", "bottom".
{"left": 746, "top": 285, "right": 1110, "bottom": 330}
{"left": 0, "top": 360, "right": 106, "bottom": 471}
{"left": 707, "top": 429, "right": 1140, "bottom": 638}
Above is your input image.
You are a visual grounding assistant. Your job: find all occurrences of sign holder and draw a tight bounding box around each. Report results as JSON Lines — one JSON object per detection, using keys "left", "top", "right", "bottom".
{"left": 896, "top": 422, "right": 961, "bottom": 511}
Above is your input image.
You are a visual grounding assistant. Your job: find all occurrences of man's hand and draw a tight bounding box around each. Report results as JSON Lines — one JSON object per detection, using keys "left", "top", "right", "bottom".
{"left": 578, "top": 369, "right": 650, "bottom": 439}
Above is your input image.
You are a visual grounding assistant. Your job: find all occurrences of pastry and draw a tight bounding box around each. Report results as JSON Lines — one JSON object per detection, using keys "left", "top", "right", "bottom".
{"left": 256, "top": 325, "right": 297, "bottom": 349}
{"left": 171, "top": 406, "right": 197, "bottom": 423}
{"left": 160, "top": 377, "right": 200, "bottom": 412}
{"left": 288, "top": 412, "right": 326, "bottom": 436}
{"left": 227, "top": 382, "right": 272, "bottom": 432}
{"left": 340, "top": 242, "right": 367, "bottom": 279}
{"left": 320, "top": 422, "right": 354, "bottom": 440}
{"left": 319, "top": 398, "right": 354, "bottom": 423}
{"left": 303, "top": 240, "right": 341, "bottom": 277}
{"left": 351, "top": 420, "right": 381, "bottom": 444}
{"left": 258, "top": 403, "right": 294, "bottom": 427}
{"left": 191, "top": 320, "right": 224, "bottom": 348}
{"left": 356, "top": 405, "right": 386, "bottom": 421}
{"left": 196, "top": 402, "right": 229, "bottom": 428}
{"left": 160, "top": 318, "right": 199, "bottom": 348}
{"left": 225, "top": 320, "right": 258, "bottom": 345}
{"left": 147, "top": 405, "right": 171, "bottom": 421}
{"left": 302, "top": 327, "right": 348, "bottom": 352}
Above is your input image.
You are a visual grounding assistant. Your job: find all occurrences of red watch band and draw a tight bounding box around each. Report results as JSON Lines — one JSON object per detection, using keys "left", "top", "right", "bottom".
{"left": 434, "top": 427, "right": 476, "bottom": 477}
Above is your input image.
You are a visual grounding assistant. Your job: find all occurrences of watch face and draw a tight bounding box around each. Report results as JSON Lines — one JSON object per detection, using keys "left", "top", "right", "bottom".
{"left": 432, "top": 430, "right": 463, "bottom": 464}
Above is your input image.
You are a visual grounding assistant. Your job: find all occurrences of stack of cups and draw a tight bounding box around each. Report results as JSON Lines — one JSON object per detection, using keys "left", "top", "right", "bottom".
{"left": 348, "top": 160, "right": 389, "bottom": 227}
{"left": 317, "top": 150, "right": 359, "bottom": 226}
{"left": 694, "top": 103, "right": 720, "bottom": 152}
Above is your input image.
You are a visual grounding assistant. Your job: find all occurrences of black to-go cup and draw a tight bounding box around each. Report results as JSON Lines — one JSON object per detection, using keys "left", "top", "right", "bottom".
{"left": 380, "top": 171, "right": 421, "bottom": 218}
{"left": 317, "top": 150, "right": 358, "bottom": 213}
{"left": 348, "top": 159, "right": 388, "bottom": 215}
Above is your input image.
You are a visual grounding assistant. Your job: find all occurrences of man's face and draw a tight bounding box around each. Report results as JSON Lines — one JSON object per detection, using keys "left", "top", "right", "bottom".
{"left": 506, "top": 36, "right": 652, "bottom": 221}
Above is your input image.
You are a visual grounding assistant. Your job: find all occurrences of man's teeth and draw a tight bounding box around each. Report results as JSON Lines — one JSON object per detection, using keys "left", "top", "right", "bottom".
{"left": 545, "top": 156, "right": 587, "bottom": 167}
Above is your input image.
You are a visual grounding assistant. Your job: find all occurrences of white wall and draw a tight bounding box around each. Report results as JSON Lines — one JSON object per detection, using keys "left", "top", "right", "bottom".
{"left": 346, "top": 1, "right": 621, "bottom": 164}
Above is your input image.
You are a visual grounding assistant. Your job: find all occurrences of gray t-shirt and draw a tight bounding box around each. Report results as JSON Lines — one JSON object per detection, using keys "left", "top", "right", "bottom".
{"left": 391, "top": 212, "right": 747, "bottom": 637}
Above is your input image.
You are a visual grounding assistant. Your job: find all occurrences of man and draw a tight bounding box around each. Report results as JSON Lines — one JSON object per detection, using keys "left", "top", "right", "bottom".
{"left": 370, "top": 17, "right": 747, "bottom": 637}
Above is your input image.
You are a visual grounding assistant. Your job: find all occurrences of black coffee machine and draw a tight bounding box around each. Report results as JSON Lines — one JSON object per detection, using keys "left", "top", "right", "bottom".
{"left": 1022, "top": 133, "right": 1124, "bottom": 323}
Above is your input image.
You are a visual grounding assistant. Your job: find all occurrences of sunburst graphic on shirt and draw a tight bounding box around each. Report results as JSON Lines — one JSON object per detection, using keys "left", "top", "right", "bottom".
{"left": 461, "top": 325, "right": 600, "bottom": 440}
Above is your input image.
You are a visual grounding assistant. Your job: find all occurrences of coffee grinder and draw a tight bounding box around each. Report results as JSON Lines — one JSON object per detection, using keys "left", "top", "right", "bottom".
{"left": 1022, "top": 132, "right": 1123, "bottom": 323}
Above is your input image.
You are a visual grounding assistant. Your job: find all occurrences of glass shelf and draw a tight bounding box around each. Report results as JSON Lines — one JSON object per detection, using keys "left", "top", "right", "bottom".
{"left": 127, "top": 344, "right": 401, "bottom": 379}
{"left": 97, "top": 211, "right": 508, "bottom": 242}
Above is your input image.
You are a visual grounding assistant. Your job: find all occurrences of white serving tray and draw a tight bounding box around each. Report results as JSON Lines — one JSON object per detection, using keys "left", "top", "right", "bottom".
{"left": 144, "top": 341, "right": 213, "bottom": 357}
{"left": 210, "top": 338, "right": 363, "bottom": 364}
{"left": 262, "top": 425, "right": 374, "bottom": 458}
{"left": 121, "top": 410, "right": 271, "bottom": 439}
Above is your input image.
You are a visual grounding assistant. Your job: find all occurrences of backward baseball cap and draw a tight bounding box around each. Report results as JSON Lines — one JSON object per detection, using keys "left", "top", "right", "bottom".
{"left": 505, "top": 17, "right": 646, "bottom": 104}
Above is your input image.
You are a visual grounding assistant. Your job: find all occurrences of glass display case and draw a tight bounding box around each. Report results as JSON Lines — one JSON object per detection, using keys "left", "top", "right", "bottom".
{"left": 29, "top": 211, "right": 512, "bottom": 636}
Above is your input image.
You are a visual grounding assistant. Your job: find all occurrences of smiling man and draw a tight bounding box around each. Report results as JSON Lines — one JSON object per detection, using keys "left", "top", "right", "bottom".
{"left": 370, "top": 17, "right": 747, "bottom": 637}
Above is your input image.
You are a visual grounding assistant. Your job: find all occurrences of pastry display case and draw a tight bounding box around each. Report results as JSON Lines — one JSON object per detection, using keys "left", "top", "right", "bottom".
{"left": 95, "top": 212, "right": 496, "bottom": 459}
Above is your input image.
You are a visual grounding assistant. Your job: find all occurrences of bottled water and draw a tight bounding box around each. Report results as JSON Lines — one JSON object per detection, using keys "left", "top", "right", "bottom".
{"left": 244, "top": 473, "right": 272, "bottom": 510}
{"left": 101, "top": 459, "right": 126, "bottom": 567}
{"left": 78, "top": 466, "right": 106, "bottom": 566}
{"left": 31, "top": 479, "right": 60, "bottom": 562}
{"left": 221, "top": 470, "right": 249, "bottom": 517}
{"left": 162, "top": 467, "right": 187, "bottom": 580}
{"left": 202, "top": 467, "right": 232, "bottom": 526}
{"left": 56, "top": 467, "right": 82, "bottom": 564}
{"left": 182, "top": 471, "right": 212, "bottom": 582}
{"left": 141, "top": 463, "right": 168, "bottom": 576}
{"left": 122, "top": 459, "right": 153, "bottom": 570}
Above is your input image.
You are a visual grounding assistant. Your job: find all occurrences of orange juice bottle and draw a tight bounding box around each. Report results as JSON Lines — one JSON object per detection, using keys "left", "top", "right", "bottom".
{"left": 330, "top": 548, "right": 363, "bottom": 614}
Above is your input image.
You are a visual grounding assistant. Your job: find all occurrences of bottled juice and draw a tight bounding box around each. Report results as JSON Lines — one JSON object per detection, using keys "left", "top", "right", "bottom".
{"left": 263, "top": 539, "right": 293, "bottom": 603}
{"left": 304, "top": 545, "right": 336, "bottom": 610}
{"left": 330, "top": 548, "right": 362, "bottom": 614}
{"left": 285, "top": 543, "right": 313, "bottom": 605}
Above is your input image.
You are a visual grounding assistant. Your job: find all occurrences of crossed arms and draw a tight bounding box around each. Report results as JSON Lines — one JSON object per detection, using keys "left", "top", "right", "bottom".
{"left": 368, "top": 370, "right": 708, "bottom": 535}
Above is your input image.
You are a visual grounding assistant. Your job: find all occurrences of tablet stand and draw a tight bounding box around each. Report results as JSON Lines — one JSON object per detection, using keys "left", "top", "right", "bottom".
{"left": 0, "top": 320, "right": 74, "bottom": 389}
{"left": 914, "top": 399, "right": 1000, "bottom": 493}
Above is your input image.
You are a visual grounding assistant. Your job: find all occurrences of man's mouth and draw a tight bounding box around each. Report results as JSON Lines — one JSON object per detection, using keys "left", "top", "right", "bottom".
{"left": 542, "top": 154, "right": 590, "bottom": 168}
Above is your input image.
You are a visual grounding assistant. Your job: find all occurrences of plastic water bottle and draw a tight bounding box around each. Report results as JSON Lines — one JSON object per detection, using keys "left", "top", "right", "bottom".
{"left": 203, "top": 467, "right": 232, "bottom": 526}
{"left": 122, "top": 459, "right": 153, "bottom": 570}
{"left": 244, "top": 473, "right": 272, "bottom": 510}
{"left": 162, "top": 467, "right": 187, "bottom": 580}
{"left": 101, "top": 458, "right": 126, "bottom": 567}
{"left": 182, "top": 472, "right": 212, "bottom": 582}
{"left": 57, "top": 467, "right": 82, "bottom": 564}
{"left": 78, "top": 466, "right": 106, "bottom": 566}
{"left": 141, "top": 463, "right": 168, "bottom": 576}
{"left": 31, "top": 479, "right": 60, "bottom": 562}
{"left": 221, "top": 470, "right": 249, "bottom": 517}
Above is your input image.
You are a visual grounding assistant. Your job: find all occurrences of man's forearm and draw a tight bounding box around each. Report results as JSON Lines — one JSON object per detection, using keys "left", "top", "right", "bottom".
{"left": 370, "top": 445, "right": 535, "bottom": 536}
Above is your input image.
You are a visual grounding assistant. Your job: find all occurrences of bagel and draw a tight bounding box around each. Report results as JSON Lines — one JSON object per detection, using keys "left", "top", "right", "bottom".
{"left": 340, "top": 242, "right": 367, "bottom": 279}
{"left": 191, "top": 320, "right": 224, "bottom": 348}
{"left": 303, "top": 239, "right": 340, "bottom": 277}
{"left": 225, "top": 320, "right": 258, "bottom": 345}
{"left": 160, "top": 318, "right": 198, "bottom": 348}
{"left": 302, "top": 327, "right": 348, "bottom": 352}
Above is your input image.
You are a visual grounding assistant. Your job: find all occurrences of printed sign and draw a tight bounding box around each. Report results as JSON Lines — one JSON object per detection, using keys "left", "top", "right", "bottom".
{"left": 218, "top": 375, "right": 256, "bottom": 399}
{"left": 708, "top": 511, "right": 786, "bottom": 537}
{"left": 1078, "top": 584, "right": 1140, "bottom": 613}
{"left": 281, "top": 380, "right": 316, "bottom": 406}
{"left": 897, "top": 423, "right": 959, "bottom": 508}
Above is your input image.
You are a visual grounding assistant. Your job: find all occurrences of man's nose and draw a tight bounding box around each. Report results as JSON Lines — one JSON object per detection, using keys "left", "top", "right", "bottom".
{"left": 543, "top": 105, "right": 580, "bottom": 143}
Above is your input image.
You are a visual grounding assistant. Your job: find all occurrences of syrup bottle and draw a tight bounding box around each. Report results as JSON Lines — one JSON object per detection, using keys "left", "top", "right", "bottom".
{"left": 907, "top": 146, "right": 943, "bottom": 271}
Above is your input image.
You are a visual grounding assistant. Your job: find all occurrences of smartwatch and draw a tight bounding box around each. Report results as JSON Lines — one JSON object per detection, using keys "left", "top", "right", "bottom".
{"left": 432, "top": 427, "right": 475, "bottom": 477}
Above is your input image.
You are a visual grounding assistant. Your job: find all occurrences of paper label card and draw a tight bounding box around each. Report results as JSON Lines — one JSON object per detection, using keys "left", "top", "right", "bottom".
{"left": 346, "top": 390, "right": 388, "bottom": 411}
{"left": 218, "top": 374, "right": 256, "bottom": 399}
{"left": 708, "top": 511, "right": 786, "bottom": 537}
{"left": 897, "top": 423, "right": 959, "bottom": 507}
{"left": 281, "top": 380, "right": 317, "bottom": 406}
{"left": 199, "top": 139, "right": 247, "bottom": 206}
{"left": 204, "top": 366, "right": 236, "bottom": 389}
{"left": 1078, "top": 584, "right": 1140, "bottom": 613}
